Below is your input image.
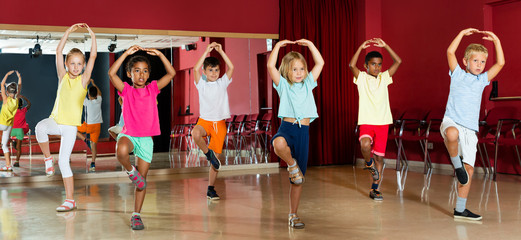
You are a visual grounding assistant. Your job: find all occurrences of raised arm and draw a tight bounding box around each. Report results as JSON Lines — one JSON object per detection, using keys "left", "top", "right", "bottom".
{"left": 145, "top": 48, "right": 176, "bottom": 90}
{"left": 56, "top": 23, "right": 82, "bottom": 81}
{"left": 349, "top": 40, "right": 374, "bottom": 79}
{"left": 481, "top": 31, "right": 505, "bottom": 81}
{"left": 81, "top": 23, "right": 97, "bottom": 88}
{"left": 15, "top": 70, "right": 22, "bottom": 97}
{"left": 447, "top": 28, "right": 479, "bottom": 73}
{"left": 1, "top": 71, "right": 14, "bottom": 103}
{"left": 267, "top": 40, "right": 294, "bottom": 86}
{"left": 193, "top": 42, "right": 216, "bottom": 84}
{"left": 214, "top": 43, "right": 234, "bottom": 79}
{"left": 20, "top": 95, "right": 31, "bottom": 110}
{"left": 374, "top": 38, "right": 402, "bottom": 77}
{"left": 108, "top": 45, "right": 142, "bottom": 92}
{"left": 90, "top": 79, "right": 101, "bottom": 96}
{"left": 296, "top": 39, "right": 324, "bottom": 81}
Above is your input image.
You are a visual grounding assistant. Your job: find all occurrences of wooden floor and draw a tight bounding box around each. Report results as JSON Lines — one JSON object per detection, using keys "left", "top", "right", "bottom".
{"left": 1, "top": 164, "right": 521, "bottom": 239}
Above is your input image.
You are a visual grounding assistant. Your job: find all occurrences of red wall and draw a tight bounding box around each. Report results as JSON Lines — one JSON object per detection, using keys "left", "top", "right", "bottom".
{"left": 0, "top": 0, "right": 278, "bottom": 35}
{"left": 357, "top": 0, "right": 521, "bottom": 173}
{"left": 172, "top": 38, "right": 270, "bottom": 125}
{"left": 225, "top": 38, "right": 267, "bottom": 115}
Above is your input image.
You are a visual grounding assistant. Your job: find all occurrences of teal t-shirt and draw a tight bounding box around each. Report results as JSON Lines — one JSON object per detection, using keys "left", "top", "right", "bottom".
{"left": 274, "top": 72, "right": 319, "bottom": 126}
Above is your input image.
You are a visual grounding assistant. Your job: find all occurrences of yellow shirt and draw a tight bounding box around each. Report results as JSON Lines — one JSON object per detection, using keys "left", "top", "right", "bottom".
{"left": 0, "top": 97, "right": 18, "bottom": 126}
{"left": 354, "top": 71, "right": 393, "bottom": 125}
{"left": 50, "top": 73, "right": 87, "bottom": 126}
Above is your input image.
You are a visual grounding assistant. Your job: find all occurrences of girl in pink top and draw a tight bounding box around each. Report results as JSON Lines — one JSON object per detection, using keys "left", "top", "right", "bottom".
{"left": 108, "top": 45, "right": 175, "bottom": 230}
{"left": 11, "top": 95, "right": 31, "bottom": 167}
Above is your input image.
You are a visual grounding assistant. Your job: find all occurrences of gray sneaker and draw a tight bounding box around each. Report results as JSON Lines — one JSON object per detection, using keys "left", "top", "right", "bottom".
{"left": 363, "top": 159, "right": 380, "bottom": 181}
{"left": 369, "top": 189, "right": 383, "bottom": 201}
{"left": 131, "top": 215, "right": 145, "bottom": 230}
{"left": 128, "top": 167, "right": 147, "bottom": 190}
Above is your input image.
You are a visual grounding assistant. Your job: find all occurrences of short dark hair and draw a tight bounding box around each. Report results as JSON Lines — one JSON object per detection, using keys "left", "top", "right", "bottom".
{"left": 18, "top": 98, "right": 23, "bottom": 109}
{"left": 88, "top": 86, "right": 98, "bottom": 98}
{"left": 126, "top": 55, "right": 151, "bottom": 73}
{"left": 365, "top": 51, "right": 383, "bottom": 65}
{"left": 203, "top": 57, "right": 220, "bottom": 69}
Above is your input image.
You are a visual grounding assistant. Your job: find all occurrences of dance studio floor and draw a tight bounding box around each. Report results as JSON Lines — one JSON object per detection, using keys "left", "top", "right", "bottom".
{"left": 0, "top": 150, "right": 271, "bottom": 179}
{"left": 1, "top": 159, "right": 521, "bottom": 240}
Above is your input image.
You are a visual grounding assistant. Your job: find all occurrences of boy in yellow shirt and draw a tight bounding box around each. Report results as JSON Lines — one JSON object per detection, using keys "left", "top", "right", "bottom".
{"left": 349, "top": 38, "right": 402, "bottom": 200}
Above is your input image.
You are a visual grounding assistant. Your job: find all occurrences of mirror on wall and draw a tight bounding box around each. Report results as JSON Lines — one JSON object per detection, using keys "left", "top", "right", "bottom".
{"left": 0, "top": 29, "right": 274, "bottom": 178}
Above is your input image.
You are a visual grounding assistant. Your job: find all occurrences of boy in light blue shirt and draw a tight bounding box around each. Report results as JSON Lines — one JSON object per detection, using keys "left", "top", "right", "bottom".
{"left": 441, "top": 28, "right": 504, "bottom": 221}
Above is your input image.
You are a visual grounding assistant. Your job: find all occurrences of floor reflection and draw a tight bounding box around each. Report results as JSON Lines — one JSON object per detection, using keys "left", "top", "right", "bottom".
{"left": 1, "top": 166, "right": 521, "bottom": 239}
{"left": 0, "top": 150, "right": 272, "bottom": 178}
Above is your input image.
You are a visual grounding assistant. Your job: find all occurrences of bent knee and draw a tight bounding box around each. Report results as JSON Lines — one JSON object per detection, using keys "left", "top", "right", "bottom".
{"left": 360, "top": 138, "right": 372, "bottom": 150}
{"left": 191, "top": 127, "right": 205, "bottom": 139}
{"left": 445, "top": 127, "right": 459, "bottom": 141}
{"left": 272, "top": 137, "right": 288, "bottom": 151}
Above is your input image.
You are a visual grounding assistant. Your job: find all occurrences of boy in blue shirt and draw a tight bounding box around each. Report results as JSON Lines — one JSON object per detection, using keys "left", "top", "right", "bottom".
{"left": 441, "top": 28, "right": 504, "bottom": 221}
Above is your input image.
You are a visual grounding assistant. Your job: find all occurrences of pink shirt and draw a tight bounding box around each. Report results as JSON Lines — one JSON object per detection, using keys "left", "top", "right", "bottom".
{"left": 119, "top": 81, "right": 160, "bottom": 137}
{"left": 13, "top": 107, "right": 27, "bottom": 129}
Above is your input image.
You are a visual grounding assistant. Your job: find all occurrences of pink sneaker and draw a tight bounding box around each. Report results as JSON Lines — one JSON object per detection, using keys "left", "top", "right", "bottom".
{"left": 128, "top": 167, "right": 147, "bottom": 190}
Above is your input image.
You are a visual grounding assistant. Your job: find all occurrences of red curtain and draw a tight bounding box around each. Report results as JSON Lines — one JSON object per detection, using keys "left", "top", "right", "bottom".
{"left": 272, "top": 0, "right": 358, "bottom": 165}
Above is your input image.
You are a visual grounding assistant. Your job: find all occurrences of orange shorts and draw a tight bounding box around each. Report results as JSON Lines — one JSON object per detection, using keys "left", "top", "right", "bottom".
{"left": 77, "top": 122, "right": 101, "bottom": 143}
{"left": 196, "top": 118, "right": 227, "bottom": 154}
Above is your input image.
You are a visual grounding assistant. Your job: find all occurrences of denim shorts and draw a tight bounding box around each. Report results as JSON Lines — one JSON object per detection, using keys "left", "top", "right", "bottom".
{"left": 272, "top": 121, "right": 310, "bottom": 176}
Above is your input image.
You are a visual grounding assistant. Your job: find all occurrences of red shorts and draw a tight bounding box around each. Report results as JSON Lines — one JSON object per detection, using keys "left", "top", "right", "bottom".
{"left": 359, "top": 124, "right": 389, "bottom": 157}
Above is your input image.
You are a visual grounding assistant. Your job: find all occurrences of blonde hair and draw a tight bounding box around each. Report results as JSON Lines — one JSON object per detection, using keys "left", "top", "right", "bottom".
{"left": 5, "top": 82, "right": 17, "bottom": 95}
{"left": 278, "top": 51, "right": 308, "bottom": 85}
{"left": 464, "top": 44, "right": 488, "bottom": 60}
{"left": 65, "top": 48, "right": 86, "bottom": 63}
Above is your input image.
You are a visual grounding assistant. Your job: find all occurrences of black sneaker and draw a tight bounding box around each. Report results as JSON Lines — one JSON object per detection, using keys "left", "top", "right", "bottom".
{"left": 207, "top": 188, "right": 220, "bottom": 200}
{"left": 84, "top": 139, "right": 91, "bottom": 150}
{"left": 13, "top": 161, "right": 20, "bottom": 167}
{"left": 454, "top": 209, "right": 482, "bottom": 221}
{"left": 363, "top": 158, "right": 379, "bottom": 181}
{"left": 206, "top": 150, "right": 221, "bottom": 170}
{"left": 454, "top": 158, "right": 469, "bottom": 185}
{"left": 89, "top": 162, "right": 96, "bottom": 172}
{"left": 369, "top": 189, "right": 383, "bottom": 201}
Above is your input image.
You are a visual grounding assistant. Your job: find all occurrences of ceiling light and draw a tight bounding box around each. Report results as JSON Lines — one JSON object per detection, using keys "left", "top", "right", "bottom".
{"left": 29, "top": 35, "right": 42, "bottom": 58}
{"left": 108, "top": 35, "right": 117, "bottom": 52}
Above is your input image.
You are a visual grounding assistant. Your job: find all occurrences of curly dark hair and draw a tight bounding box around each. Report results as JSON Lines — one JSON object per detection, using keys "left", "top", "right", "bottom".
{"left": 126, "top": 55, "right": 150, "bottom": 73}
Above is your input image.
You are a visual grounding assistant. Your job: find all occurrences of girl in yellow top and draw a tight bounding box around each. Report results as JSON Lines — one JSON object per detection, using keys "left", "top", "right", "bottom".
{"left": 35, "top": 23, "right": 97, "bottom": 212}
{"left": 0, "top": 70, "right": 22, "bottom": 171}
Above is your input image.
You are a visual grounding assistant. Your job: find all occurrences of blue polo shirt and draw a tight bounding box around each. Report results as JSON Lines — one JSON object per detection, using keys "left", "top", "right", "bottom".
{"left": 444, "top": 65, "right": 489, "bottom": 132}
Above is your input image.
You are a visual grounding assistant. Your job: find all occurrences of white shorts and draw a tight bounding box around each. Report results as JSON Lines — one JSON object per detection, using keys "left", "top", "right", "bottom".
{"left": 440, "top": 117, "right": 478, "bottom": 167}
{"left": 108, "top": 125, "right": 123, "bottom": 135}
